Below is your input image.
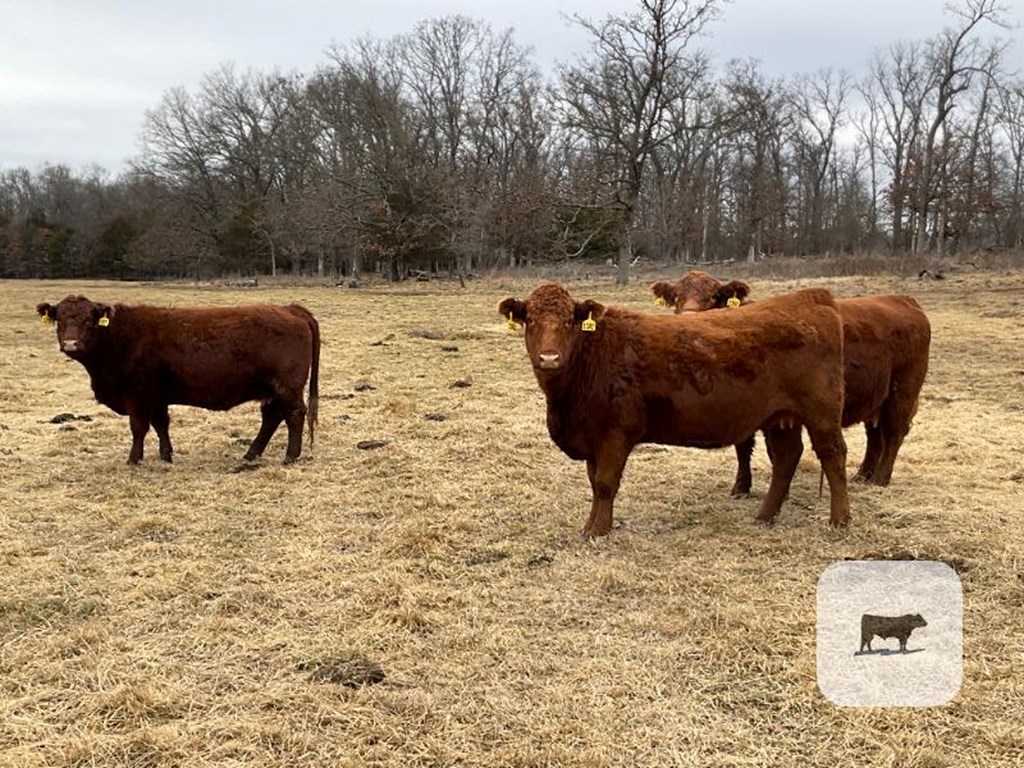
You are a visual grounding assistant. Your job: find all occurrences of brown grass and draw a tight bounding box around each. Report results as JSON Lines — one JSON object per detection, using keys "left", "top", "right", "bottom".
{"left": 1, "top": 271, "right": 1023, "bottom": 767}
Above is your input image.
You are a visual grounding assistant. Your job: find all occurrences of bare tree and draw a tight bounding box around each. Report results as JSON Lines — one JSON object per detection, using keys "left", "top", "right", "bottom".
{"left": 862, "top": 41, "right": 929, "bottom": 252}
{"left": 910, "top": 0, "right": 1009, "bottom": 253}
{"left": 790, "top": 69, "right": 852, "bottom": 255}
{"left": 555, "top": 0, "right": 729, "bottom": 284}
{"left": 722, "top": 59, "right": 792, "bottom": 261}
{"left": 852, "top": 91, "right": 884, "bottom": 247}
{"left": 996, "top": 79, "right": 1024, "bottom": 247}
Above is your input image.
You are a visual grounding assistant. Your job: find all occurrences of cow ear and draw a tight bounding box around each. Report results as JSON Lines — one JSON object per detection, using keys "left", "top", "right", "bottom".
{"left": 573, "top": 299, "right": 605, "bottom": 324}
{"left": 36, "top": 302, "right": 56, "bottom": 322}
{"left": 497, "top": 297, "right": 527, "bottom": 325}
{"left": 714, "top": 280, "right": 751, "bottom": 307}
{"left": 94, "top": 303, "right": 115, "bottom": 326}
{"left": 650, "top": 282, "right": 676, "bottom": 307}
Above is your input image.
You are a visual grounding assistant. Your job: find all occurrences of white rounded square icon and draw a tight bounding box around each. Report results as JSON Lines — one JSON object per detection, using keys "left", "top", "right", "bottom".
{"left": 816, "top": 560, "right": 963, "bottom": 707}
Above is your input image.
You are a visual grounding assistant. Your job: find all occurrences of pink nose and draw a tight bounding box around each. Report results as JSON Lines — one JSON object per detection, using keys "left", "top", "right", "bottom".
{"left": 61, "top": 339, "right": 78, "bottom": 351}
{"left": 680, "top": 303, "right": 701, "bottom": 313}
{"left": 538, "top": 351, "right": 561, "bottom": 367}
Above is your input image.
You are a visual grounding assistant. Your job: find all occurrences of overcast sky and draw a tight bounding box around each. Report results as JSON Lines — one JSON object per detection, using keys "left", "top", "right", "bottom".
{"left": 2, "top": 0, "right": 1021, "bottom": 175}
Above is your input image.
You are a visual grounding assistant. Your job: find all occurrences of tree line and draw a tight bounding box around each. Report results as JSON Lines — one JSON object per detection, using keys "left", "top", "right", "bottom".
{"left": 1, "top": 0, "right": 1021, "bottom": 284}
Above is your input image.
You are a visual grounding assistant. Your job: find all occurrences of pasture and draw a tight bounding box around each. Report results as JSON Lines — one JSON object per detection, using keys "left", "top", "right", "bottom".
{"left": 1, "top": 270, "right": 1022, "bottom": 767}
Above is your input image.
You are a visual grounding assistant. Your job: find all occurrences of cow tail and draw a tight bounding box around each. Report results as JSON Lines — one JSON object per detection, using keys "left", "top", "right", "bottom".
{"left": 307, "top": 313, "right": 320, "bottom": 448}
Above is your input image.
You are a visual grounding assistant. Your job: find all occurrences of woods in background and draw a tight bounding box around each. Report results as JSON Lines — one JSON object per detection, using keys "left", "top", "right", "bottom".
{"left": 1, "top": 0, "right": 1021, "bottom": 282}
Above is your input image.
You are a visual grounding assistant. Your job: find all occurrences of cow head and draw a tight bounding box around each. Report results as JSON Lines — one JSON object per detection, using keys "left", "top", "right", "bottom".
{"left": 37, "top": 295, "right": 115, "bottom": 359}
{"left": 498, "top": 283, "right": 605, "bottom": 373}
{"left": 908, "top": 613, "right": 928, "bottom": 628}
{"left": 650, "top": 281, "right": 679, "bottom": 308}
{"left": 666, "top": 271, "right": 752, "bottom": 312}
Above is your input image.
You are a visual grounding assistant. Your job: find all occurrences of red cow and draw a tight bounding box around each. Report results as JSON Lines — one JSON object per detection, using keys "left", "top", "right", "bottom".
{"left": 37, "top": 296, "right": 320, "bottom": 465}
{"left": 651, "top": 272, "right": 931, "bottom": 492}
{"left": 651, "top": 271, "right": 751, "bottom": 312}
{"left": 499, "top": 283, "right": 850, "bottom": 537}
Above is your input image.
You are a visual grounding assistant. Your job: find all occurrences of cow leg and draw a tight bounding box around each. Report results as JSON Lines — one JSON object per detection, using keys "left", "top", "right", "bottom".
{"left": 731, "top": 435, "right": 756, "bottom": 497}
{"left": 755, "top": 427, "right": 802, "bottom": 523}
{"left": 245, "top": 401, "right": 284, "bottom": 461}
{"left": 127, "top": 412, "right": 150, "bottom": 464}
{"left": 282, "top": 400, "right": 308, "bottom": 463}
{"left": 855, "top": 422, "right": 884, "bottom": 482}
{"left": 583, "top": 440, "right": 629, "bottom": 538}
{"left": 151, "top": 404, "right": 173, "bottom": 463}
{"left": 871, "top": 400, "right": 914, "bottom": 486}
{"left": 806, "top": 425, "right": 850, "bottom": 527}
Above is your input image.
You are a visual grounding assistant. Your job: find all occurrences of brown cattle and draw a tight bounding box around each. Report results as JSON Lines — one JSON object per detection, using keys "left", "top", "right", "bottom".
{"left": 651, "top": 271, "right": 751, "bottom": 312}
{"left": 499, "top": 283, "right": 850, "bottom": 537}
{"left": 651, "top": 272, "right": 932, "bottom": 492}
{"left": 860, "top": 613, "right": 928, "bottom": 653}
{"left": 36, "top": 296, "right": 320, "bottom": 464}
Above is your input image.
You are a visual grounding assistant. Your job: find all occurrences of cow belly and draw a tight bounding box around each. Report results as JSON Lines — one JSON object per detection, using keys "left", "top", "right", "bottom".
{"left": 843, "top": 369, "right": 889, "bottom": 427}
{"left": 643, "top": 394, "right": 759, "bottom": 448}
{"left": 165, "top": 378, "right": 274, "bottom": 411}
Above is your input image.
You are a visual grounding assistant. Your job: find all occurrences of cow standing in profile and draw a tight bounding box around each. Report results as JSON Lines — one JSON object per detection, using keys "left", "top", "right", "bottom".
{"left": 860, "top": 613, "right": 928, "bottom": 653}
{"left": 37, "top": 296, "right": 320, "bottom": 464}
{"left": 499, "top": 282, "right": 850, "bottom": 538}
{"left": 651, "top": 272, "right": 932, "bottom": 494}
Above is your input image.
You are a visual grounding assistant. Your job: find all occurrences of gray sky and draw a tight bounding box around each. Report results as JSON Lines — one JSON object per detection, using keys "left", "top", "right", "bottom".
{"left": 2, "top": 0, "right": 1021, "bottom": 175}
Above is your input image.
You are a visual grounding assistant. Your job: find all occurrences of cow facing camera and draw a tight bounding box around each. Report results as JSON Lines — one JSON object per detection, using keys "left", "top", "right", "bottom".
{"left": 816, "top": 560, "right": 963, "bottom": 707}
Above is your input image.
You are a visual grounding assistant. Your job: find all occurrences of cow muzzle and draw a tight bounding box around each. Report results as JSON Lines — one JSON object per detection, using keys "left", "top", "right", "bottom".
{"left": 61, "top": 338, "right": 79, "bottom": 352}
{"left": 537, "top": 351, "right": 562, "bottom": 369}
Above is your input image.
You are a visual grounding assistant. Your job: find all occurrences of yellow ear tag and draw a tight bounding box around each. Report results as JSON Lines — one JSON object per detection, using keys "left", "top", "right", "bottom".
{"left": 98, "top": 316, "right": 110, "bottom": 327}
{"left": 654, "top": 297, "right": 667, "bottom": 307}
{"left": 726, "top": 296, "right": 741, "bottom": 309}
{"left": 506, "top": 313, "right": 519, "bottom": 331}
{"left": 41, "top": 315, "right": 52, "bottom": 325}
{"left": 581, "top": 312, "right": 597, "bottom": 332}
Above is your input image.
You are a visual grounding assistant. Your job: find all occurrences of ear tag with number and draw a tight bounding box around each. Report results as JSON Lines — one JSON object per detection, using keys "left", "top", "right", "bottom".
{"left": 581, "top": 312, "right": 597, "bottom": 332}
{"left": 727, "top": 296, "right": 741, "bottom": 309}
{"left": 506, "top": 312, "right": 519, "bottom": 331}
{"left": 98, "top": 316, "right": 110, "bottom": 327}
{"left": 654, "top": 297, "right": 667, "bottom": 307}
{"left": 41, "top": 315, "right": 52, "bottom": 325}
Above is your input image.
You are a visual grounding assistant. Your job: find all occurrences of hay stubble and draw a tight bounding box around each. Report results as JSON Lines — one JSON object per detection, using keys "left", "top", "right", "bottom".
{"left": 1, "top": 274, "right": 1022, "bottom": 766}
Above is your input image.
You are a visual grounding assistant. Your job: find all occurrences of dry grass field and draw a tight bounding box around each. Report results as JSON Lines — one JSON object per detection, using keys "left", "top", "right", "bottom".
{"left": 1, "top": 269, "right": 1022, "bottom": 767}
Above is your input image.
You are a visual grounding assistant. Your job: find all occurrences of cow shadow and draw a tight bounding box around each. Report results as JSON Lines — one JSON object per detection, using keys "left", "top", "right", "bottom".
{"left": 853, "top": 648, "right": 925, "bottom": 657}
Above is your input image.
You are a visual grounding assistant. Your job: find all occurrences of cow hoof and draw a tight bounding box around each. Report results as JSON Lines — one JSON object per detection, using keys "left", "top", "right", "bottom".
{"left": 753, "top": 514, "right": 776, "bottom": 526}
{"left": 160, "top": 454, "right": 173, "bottom": 463}
{"left": 730, "top": 489, "right": 752, "bottom": 499}
{"left": 829, "top": 516, "right": 851, "bottom": 528}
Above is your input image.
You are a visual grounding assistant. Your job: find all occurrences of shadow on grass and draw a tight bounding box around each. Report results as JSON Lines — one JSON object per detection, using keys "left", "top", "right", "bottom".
{"left": 853, "top": 648, "right": 925, "bottom": 657}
